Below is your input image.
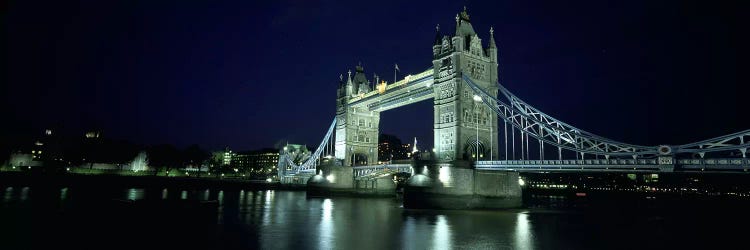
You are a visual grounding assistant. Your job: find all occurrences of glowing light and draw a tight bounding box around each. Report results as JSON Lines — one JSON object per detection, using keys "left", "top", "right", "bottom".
{"left": 266, "top": 178, "right": 272, "bottom": 182}
{"left": 326, "top": 174, "right": 335, "bottom": 182}
{"left": 377, "top": 80, "right": 387, "bottom": 94}
{"left": 66, "top": 168, "right": 70, "bottom": 171}
{"left": 473, "top": 95, "right": 482, "bottom": 102}
{"left": 438, "top": 166, "right": 452, "bottom": 187}
{"left": 518, "top": 177, "right": 525, "bottom": 186}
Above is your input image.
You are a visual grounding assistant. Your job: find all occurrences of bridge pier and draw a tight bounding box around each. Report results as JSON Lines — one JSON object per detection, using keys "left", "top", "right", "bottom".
{"left": 307, "top": 166, "right": 354, "bottom": 197}
{"left": 354, "top": 176, "right": 397, "bottom": 195}
{"left": 403, "top": 160, "right": 522, "bottom": 209}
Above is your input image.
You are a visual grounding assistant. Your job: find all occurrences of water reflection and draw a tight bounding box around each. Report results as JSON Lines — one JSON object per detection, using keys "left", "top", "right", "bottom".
{"left": 432, "top": 215, "right": 452, "bottom": 250}
{"left": 126, "top": 188, "right": 144, "bottom": 200}
{"left": 20, "top": 187, "right": 29, "bottom": 201}
{"left": 6, "top": 188, "right": 729, "bottom": 250}
{"left": 60, "top": 188, "right": 68, "bottom": 200}
{"left": 515, "top": 213, "right": 534, "bottom": 250}
{"left": 319, "top": 198, "right": 333, "bottom": 250}
{"left": 3, "top": 187, "right": 13, "bottom": 202}
{"left": 262, "top": 190, "right": 273, "bottom": 226}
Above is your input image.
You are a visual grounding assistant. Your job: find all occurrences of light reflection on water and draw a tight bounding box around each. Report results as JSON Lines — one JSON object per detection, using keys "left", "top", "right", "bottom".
{"left": 60, "top": 188, "right": 68, "bottom": 200}
{"left": 515, "top": 213, "right": 533, "bottom": 250}
{"left": 432, "top": 215, "right": 451, "bottom": 250}
{"left": 262, "top": 190, "right": 273, "bottom": 226}
{"left": 319, "top": 198, "right": 333, "bottom": 250}
{"left": 0, "top": 187, "right": 535, "bottom": 249}
{"left": 20, "top": 187, "right": 29, "bottom": 201}
{"left": 126, "top": 188, "right": 144, "bottom": 200}
{"left": 7, "top": 187, "right": 740, "bottom": 249}
{"left": 3, "top": 187, "right": 13, "bottom": 202}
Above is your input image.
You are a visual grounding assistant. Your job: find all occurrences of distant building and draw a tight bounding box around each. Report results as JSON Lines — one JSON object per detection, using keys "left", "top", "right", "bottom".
{"left": 378, "top": 134, "right": 408, "bottom": 162}
{"left": 233, "top": 148, "right": 279, "bottom": 176}
{"left": 85, "top": 131, "right": 101, "bottom": 138}
{"left": 10, "top": 128, "right": 58, "bottom": 167}
{"left": 212, "top": 147, "right": 235, "bottom": 166}
{"left": 8, "top": 153, "right": 43, "bottom": 168}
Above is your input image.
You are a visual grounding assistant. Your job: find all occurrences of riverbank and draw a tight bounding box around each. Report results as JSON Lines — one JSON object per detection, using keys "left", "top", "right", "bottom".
{"left": 0, "top": 171, "right": 305, "bottom": 191}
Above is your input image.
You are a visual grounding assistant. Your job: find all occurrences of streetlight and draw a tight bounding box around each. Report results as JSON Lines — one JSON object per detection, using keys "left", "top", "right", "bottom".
{"left": 473, "top": 95, "right": 482, "bottom": 161}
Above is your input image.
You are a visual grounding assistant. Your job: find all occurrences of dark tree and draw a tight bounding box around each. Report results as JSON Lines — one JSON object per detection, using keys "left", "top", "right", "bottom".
{"left": 182, "top": 144, "right": 209, "bottom": 177}
{"left": 147, "top": 144, "right": 180, "bottom": 176}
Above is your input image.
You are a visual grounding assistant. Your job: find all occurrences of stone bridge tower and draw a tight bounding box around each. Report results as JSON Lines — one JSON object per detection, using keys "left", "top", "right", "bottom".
{"left": 432, "top": 8, "right": 499, "bottom": 162}
{"left": 335, "top": 65, "right": 380, "bottom": 166}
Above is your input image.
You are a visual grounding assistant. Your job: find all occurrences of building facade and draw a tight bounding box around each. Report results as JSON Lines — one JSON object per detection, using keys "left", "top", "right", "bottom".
{"left": 233, "top": 148, "right": 279, "bottom": 176}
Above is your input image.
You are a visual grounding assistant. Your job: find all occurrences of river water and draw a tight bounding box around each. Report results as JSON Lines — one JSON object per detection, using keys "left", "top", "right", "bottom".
{"left": 1, "top": 186, "right": 746, "bottom": 249}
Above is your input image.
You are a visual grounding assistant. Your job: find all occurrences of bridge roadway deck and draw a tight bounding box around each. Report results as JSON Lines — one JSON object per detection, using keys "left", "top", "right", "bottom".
{"left": 476, "top": 159, "right": 750, "bottom": 173}
{"left": 347, "top": 70, "right": 434, "bottom": 112}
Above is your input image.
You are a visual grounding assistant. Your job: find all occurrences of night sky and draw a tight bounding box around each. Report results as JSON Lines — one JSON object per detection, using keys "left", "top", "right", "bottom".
{"left": 3, "top": 0, "right": 747, "bottom": 152}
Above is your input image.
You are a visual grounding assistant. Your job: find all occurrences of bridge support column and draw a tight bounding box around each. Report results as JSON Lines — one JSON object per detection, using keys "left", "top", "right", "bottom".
{"left": 403, "top": 160, "right": 521, "bottom": 209}
{"left": 307, "top": 164, "right": 355, "bottom": 197}
{"left": 354, "top": 175, "right": 397, "bottom": 196}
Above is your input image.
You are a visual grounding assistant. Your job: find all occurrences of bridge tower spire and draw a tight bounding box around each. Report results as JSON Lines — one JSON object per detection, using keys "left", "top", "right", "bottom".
{"left": 335, "top": 64, "right": 380, "bottom": 167}
{"left": 488, "top": 26, "right": 498, "bottom": 63}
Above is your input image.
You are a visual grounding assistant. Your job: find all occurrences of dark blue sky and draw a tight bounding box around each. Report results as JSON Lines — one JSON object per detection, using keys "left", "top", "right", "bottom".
{"left": 3, "top": 0, "right": 747, "bottom": 151}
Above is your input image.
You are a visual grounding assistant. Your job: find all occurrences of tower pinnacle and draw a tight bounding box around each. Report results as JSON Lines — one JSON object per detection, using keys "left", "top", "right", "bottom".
{"left": 489, "top": 26, "right": 497, "bottom": 49}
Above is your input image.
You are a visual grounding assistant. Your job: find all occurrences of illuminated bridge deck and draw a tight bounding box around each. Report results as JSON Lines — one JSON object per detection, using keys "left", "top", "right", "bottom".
{"left": 476, "top": 159, "right": 750, "bottom": 173}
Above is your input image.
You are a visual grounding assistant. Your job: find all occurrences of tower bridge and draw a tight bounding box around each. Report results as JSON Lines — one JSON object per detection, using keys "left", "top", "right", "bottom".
{"left": 277, "top": 8, "right": 749, "bottom": 208}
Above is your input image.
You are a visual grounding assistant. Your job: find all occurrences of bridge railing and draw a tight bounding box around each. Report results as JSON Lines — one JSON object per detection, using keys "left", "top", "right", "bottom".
{"left": 477, "top": 158, "right": 749, "bottom": 172}
{"left": 477, "top": 159, "right": 659, "bottom": 166}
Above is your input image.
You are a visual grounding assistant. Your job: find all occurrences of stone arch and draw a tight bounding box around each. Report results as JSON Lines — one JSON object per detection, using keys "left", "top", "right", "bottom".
{"left": 463, "top": 137, "right": 487, "bottom": 161}
{"left": 351, "top": 152, "right": 369, "bottom": 166}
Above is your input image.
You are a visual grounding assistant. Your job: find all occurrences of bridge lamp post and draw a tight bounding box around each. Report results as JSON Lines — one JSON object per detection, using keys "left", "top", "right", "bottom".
{"left": 473, "top": 95, "right": 482, "bottom": 161}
